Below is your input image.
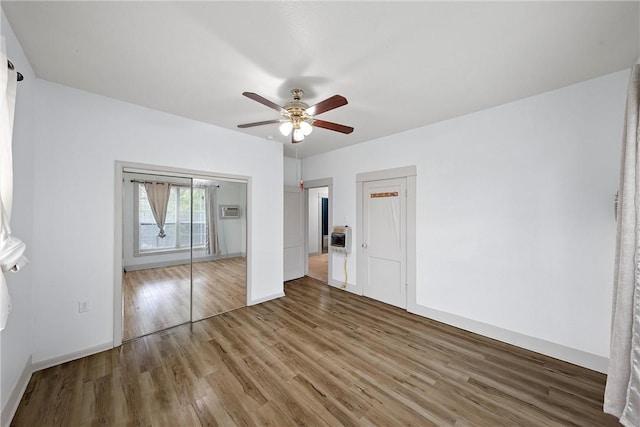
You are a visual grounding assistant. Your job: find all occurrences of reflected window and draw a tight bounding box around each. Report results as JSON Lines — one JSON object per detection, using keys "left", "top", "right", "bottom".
{"left": 137, "top": 184, "right": 206, "bottom": 253}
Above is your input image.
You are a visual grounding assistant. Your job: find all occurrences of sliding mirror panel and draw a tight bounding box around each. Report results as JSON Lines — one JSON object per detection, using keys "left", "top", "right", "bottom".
{"left": 191, "top": 179, "right": 247, "bottom": 321}
{"left": 122, "top": 172, "right": 193, "bottom": 340}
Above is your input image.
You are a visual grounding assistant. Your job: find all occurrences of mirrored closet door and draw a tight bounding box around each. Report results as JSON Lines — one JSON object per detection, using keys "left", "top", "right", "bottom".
{"left": 122, "top": 172, "right": 194, "bottom": 340}
{"left": 121, "top": 169, "right": 248, "bottom": 341}
{"left": 192, "top": 179, "right": 247, "bottom": 321}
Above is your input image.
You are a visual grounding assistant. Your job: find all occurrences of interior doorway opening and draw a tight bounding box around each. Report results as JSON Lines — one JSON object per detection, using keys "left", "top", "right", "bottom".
{"left": 307, "top": 186, "right": 329, "bottom": 283}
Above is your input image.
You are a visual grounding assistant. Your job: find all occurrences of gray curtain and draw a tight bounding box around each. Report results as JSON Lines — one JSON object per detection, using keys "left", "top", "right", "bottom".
{"left": 205, "top": 185, "right": 221, "bottom": 255}
{"left": 144, "top": 182, "right": 171, "bottom": 238}
{"left": 604, "top": 63, "right": 640, "bottom": 427}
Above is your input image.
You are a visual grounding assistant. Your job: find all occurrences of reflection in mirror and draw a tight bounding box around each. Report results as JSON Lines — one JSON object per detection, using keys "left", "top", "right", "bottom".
{"left": 192, "top": 179, "right": 247, "bottom": 321}
{"left": 122, "top": 172, "right": 193, "bottom": 341}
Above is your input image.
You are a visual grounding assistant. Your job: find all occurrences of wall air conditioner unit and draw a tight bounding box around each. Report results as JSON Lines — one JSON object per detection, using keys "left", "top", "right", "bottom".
{"left": 220, "top": 205, "right": 241, "bottom": 219}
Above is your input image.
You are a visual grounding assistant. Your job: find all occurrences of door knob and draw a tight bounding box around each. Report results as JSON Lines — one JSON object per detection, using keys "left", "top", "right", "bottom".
{"left": 362, "top": 243, "right": 368, "bottom": 249}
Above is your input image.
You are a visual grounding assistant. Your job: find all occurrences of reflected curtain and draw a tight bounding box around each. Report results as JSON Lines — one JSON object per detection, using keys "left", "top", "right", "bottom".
{"left": 0, "top": 38, "right": 28, "bottom": 331}
{"left": 604, "top": 63, "right": 640, "bottom": 427}
{"left": 144, "top": 182, "right": 171, "bottom": 238}
{"left": 205, "top": 186, "right": 221, "bottom": 255}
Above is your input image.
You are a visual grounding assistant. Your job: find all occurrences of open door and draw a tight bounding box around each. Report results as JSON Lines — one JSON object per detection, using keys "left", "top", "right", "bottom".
{"left": 284, "top": 186, "right": 304, "bottom": 281}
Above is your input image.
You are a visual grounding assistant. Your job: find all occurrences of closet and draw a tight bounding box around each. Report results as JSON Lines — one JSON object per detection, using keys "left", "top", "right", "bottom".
{"left": 121, "top": 169, "right": 247, "bottom": 341}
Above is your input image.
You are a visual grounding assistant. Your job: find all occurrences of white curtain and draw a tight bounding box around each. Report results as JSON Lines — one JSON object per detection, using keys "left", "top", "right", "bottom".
{"left": 205, "top": 185, "right": 221, "bottom": 255}
{"left": 144, "top": 182, "right": 171, "bottom": 238}
{"left": 604, "top": 63, "right": 640, "bottom": 427}
{"left": 0, "top": 37, "right": 28, "bottom": 331}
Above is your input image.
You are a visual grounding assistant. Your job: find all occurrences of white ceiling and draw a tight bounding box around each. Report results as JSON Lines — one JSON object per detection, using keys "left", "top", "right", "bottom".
{"left": 3, "top": 1, "right": 638, "bottom": 158}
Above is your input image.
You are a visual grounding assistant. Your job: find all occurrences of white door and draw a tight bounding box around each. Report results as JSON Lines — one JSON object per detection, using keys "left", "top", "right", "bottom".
{"left": 284, "top": 186, "right": 305, "bottom": 281}
{"left": 362, "top": 178, "right": 407, "bottom": 308}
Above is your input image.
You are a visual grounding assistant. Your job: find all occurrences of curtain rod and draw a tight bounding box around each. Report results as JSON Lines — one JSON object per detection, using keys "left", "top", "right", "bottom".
{"left": 7, "top": 60, "right": 23, "bottom": 81}
{"left": 129, "top": 179, "right": 219, "bottom": 188}
{"left": 130, "top": 179, "right": 175, "bottom": 185}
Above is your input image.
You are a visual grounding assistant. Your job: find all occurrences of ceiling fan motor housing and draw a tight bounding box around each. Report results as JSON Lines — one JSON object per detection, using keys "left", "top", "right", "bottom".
{"left": 284, "top": 89, "right": 310, "bottom": 129}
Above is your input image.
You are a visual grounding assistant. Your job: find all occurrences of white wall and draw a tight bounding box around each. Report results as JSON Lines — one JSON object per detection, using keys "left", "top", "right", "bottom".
{"left": 303, "top": 70, "right": 628, "bottom": 368}
{"left": 0, "top": 11, "right": 35, "bottom": 422}
{"left": 308, "top": 187, "right": 328, "bottom": 254}
{"left": 284, "top": 156, "right": 301, "bottom": 187}
{"left": 29, "top": 79, "right": 283, "bottom": 364}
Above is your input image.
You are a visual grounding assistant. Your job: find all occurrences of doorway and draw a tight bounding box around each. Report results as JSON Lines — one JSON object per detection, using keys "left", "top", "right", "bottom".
{"left": 116, "top": 164, "right": 248, "bottom": 343}
{"left": 306, "top": 185, "right": 330, "bottom": 283}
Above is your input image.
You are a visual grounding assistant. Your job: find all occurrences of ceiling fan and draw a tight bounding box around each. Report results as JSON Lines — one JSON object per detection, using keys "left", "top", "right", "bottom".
{"left": 238, "top": 89, "right": 354, "bottom": 143}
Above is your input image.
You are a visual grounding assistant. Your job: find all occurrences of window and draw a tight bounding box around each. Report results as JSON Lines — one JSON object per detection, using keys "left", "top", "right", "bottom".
{"left": 137, "top": 184, "right": 206, "bottom": 253}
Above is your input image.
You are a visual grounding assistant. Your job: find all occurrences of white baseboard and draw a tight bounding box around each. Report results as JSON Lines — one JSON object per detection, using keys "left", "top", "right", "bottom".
{"left": 1, "top": 355, "right": 32, "bottom": 427}
{"left": 31, "top": 342, "right": 113, "bottom": 372}
{"left": 328, "top": 278, "right": 362, "bottom": 295}
{"left": 249, "top": 292, "right": 285, "bottom": 305}
{"left": 125, "top": 253, "right": 246, "bottom": 271}
{"left": 408, "top": 302, "right": 608, "bottom": 373}
{"left": 3, "top": 343, "right": 113, "bottom": 426}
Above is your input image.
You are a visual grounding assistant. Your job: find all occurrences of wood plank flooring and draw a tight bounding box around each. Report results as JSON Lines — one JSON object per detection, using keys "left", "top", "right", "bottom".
{"left": 308, "top": 253, "right": 328, "bottom": 283}
{"left": 192, "top": 257, "right": 247, "bottom": 320}
{"left": 13, "top": 277, "right": 618, "bottom": 426}
{"left": 123, "top": 257, "right": 246, "bottom": 340}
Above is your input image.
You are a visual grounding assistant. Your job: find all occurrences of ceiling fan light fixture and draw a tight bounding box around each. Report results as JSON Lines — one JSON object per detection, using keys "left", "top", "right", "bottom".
{"left": 279, "top": 121, "right": 293, "bottom": 136}
{"left": 238, "top": 89, "right": 353, "bottom": 142}
{"left": 293, "top": 128, "right": 305, "bottom": 142}
{"left": 300, "top": 120, "right": 313, "bottom": 136}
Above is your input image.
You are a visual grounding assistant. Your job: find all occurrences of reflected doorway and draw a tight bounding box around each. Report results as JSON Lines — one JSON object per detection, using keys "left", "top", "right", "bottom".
{"left": 307, "top": 187, "right": 329, "bottom": 283}
{"left": 121, "top": 170, "right": 247, "bottom": 341}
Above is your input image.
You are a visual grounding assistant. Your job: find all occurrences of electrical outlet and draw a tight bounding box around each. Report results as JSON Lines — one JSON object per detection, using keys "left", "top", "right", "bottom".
{"left": 78, "top": 300, "right": 89, "bottom": 313}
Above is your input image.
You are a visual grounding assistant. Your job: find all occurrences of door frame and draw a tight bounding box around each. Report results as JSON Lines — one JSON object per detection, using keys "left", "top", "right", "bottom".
{"left": 303, "top": 178, "right": 333, "bottom": 281}
{"left": 356, "top": 166, "right": 416, "bottom": 309}
{"left": 114, "top": 161, "right": 251, "bottom": 347}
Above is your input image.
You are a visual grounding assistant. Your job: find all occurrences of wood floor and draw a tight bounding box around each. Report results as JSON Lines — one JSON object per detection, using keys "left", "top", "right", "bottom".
{"left": 308, "top": 253, "right": 328, "bottom": 283}
{"left": 13, "top": 277, "right": 618, "bottom": 426}
{"left": 192, "top": 257, "right": 247, "bottom": 321}
{"left": 123, "top": 257, "right": 246, "bottom": 340}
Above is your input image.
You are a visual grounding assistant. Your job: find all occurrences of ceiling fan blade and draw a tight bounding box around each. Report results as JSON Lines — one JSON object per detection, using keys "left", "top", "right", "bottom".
{"left": 237, "top": 119, "right": 284, "bottom": 128}
{"left": 306, "top": 95, "right": 348, "bottom": 116}
{"left": 242, "top": 92, "right": 287, "bottom": 114}
{"left": 312, "top": 119, "right": 354, "bottom": 134}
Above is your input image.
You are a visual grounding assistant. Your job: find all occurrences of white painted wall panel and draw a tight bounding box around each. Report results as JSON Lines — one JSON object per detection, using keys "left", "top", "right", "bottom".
{"left": 284, "top": 187, "right": 304, "bottom": 281}
{"left": 303, "top": 70, "right": 628, "bottom": 362}
{"left": 29, "top": 80, "right": 283, "bottom": 364}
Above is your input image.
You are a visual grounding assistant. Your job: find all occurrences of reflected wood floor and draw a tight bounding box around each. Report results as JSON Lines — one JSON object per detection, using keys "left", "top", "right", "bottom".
{"left": 123, "top": 257, "right": 246, "bottom": 341}
{"left": 192, "top": 257, "right": 246, "bottom": 320}
{"left": 308, "top": 253, "right": 328, "bottom": 283}
{"left": 13, "top": 277, "right": 618, "bottom": 426}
